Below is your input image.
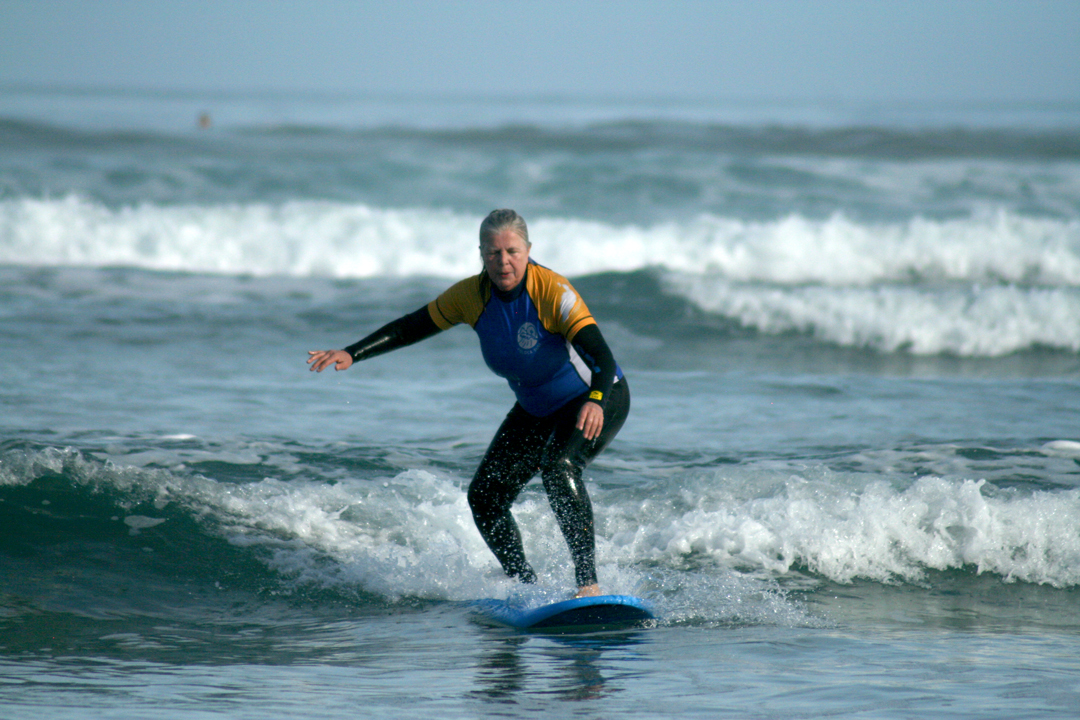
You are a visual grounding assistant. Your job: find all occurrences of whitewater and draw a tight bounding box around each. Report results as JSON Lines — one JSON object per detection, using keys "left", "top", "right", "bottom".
{"left": 4, "top": 196, "right": 1080, "bottom": 356}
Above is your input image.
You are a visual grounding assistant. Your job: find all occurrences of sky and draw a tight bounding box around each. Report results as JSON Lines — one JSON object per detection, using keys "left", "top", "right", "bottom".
{"left": 1, "top": 0, "right": 1079, "bottom": 105}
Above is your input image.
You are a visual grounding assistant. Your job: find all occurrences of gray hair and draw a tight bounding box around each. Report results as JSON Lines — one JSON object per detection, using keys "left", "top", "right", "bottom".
{"left": 479, "top": 209, "right": 530, "bottom": 248}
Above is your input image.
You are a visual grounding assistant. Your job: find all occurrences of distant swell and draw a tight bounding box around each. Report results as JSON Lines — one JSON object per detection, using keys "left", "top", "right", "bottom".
{"left": 6, "top": 117, "right": 1080, "bottom": 160}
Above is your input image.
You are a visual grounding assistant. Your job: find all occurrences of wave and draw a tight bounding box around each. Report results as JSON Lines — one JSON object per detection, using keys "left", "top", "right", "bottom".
{"left": 6, "top": 114, "right": 1080, "bottom": 225}
{"left": 3, "top": 196, "right": 1079, "bottom": 356}
{"left": 4, "top": 196, "right": 1078, "bottom": 284}
{"left": 361, "top": 122, "right": 1080, "bottom": 160}
{"left": 6, "top": 115, "right": 1080, "bottom": 160}
{"left": 613, "top": 471, "right": 1080, "bottom": 588}
{"left": 672, "top": 277, "right": 1080, "bottom": 355}
{"left": 0, "top": 196, "right": 481, "bottom": 278}
{"left": 3, "top": 443, "right": 1079, "bottom": 605}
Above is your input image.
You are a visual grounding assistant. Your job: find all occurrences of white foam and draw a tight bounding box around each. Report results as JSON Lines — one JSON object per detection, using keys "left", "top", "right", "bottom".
{"left": 539, "top": 210, "right": 1080, "bottom": 286}
{"left": 8, "top": 446, "right": 1080, "bottom": 603}
{"left": 607, "top": 472, "right": 1080, "bottom": 588}
{"left": 0, "top": 196, "right": 488, "bottom": 279}
{"left": 1042, "top": 440, "right": 1080, "bottom": 458}
{"left": 3, "top": 196, "right": 1079, "bottom": 357}
{"left": 4, "top": 197, "right": 1078, "bottom": 285}
{"left": 673, "top": 276, "right": 1080, "bottom": 355}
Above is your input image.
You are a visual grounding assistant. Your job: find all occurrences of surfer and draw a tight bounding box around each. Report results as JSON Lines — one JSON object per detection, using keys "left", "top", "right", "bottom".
{"left": 307, "top": 209, "right": 629, "bottom": 598}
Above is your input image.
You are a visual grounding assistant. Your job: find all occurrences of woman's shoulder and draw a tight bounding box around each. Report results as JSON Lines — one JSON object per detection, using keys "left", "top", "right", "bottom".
{"left": 429, "top": 272, "right": 489, "bottom": 328}
{"left": 525, "top": 262, "right": 595, "bottom": 338}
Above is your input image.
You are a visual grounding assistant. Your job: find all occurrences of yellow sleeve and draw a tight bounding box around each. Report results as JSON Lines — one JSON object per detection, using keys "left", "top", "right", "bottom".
{"left": 527, "top": 265, "right": 596, "bottom": 342}
{"left": 427, "top": 274, "right": 488, "bottom": 330}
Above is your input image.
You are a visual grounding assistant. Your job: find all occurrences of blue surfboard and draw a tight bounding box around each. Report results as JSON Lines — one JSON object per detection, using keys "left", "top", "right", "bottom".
{"left": 475, "top": 594, "right": 655, "bottom": 632}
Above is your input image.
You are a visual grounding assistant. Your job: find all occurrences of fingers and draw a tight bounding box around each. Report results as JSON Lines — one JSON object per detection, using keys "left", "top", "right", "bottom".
{"left": 307, "top": 350, "right": 326, "bottom": 372}
{"left": 307, "top": 350, "right": 342, "bottom": 372}
{"left": 576, "top": 401, "right": 604, "bottom": 441}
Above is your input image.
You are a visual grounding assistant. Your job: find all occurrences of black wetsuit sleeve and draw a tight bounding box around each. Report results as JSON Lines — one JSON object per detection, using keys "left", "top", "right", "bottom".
{"left": 571, "top": 323, "right": 618, "bottom": 409}
{"left": 344, "top": 306, "right": 441, "bottom": 362}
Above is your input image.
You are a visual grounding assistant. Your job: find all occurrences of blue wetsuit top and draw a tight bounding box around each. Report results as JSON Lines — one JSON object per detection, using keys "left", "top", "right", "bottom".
{"left": 345, "top": 261, "right": 622, "bottom": 417}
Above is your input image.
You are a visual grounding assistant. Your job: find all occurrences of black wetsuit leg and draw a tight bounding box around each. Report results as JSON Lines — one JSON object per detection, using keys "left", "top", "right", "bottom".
{"left": 468, "top": 379, "right": 631, "bottom": 587}
{"left": 467, "top": 406, "right": 548, "bottom": 584}
{"left": 540, "top": 379, "right": 630, "bottom": 587}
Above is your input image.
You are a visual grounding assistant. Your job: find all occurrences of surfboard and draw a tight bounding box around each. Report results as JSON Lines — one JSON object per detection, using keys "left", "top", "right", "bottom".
{"left": 474, "top": 594, "right": 655, "bottom": 632}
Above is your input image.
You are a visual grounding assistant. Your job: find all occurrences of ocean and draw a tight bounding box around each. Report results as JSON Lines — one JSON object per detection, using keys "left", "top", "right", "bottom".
{"left": 2, "top": 86, "right": 1080, "bottom": 718}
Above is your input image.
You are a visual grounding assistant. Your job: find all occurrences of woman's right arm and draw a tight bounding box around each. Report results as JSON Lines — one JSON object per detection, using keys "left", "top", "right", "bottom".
{"left": 307, "top": 306, "right": 441, "bottom": 372}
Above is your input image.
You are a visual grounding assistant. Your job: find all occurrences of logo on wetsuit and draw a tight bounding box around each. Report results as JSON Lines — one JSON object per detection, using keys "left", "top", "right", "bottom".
{"left": 516, "top": 322, "right": 539, "bottom": 352}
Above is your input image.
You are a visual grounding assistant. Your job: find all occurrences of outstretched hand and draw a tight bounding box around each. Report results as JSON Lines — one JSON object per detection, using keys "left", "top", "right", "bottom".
{"left": 576, "top": 401, "right": 604, "bottom": 441}
{"left": 307, "top": 349, "right": 353, "bottom": 372}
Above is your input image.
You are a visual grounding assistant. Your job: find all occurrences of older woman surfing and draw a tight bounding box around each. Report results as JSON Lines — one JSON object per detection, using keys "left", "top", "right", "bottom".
{"left": 308, "top": 209, "right": 630, "bottom": 598}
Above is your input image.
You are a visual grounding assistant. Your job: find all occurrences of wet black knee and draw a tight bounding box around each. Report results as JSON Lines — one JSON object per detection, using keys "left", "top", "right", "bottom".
{"left": 468, "top": 478, "right": 504, "bottom": 524}
{"left": 542, "top": 458, "right": 587, "bottom": 507}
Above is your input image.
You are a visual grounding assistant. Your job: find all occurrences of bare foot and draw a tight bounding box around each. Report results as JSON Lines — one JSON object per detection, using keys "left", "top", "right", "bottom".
{"left": 574, "top": 584, "right": 602, "bottom": 598}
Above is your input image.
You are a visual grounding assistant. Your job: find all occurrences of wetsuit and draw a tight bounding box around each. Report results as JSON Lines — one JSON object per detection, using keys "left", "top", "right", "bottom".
{"left": 344, "top": 260, "right": 629, "bottom": 587}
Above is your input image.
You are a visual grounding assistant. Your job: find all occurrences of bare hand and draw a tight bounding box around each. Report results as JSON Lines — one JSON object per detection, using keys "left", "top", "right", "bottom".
{"left": 307, "top": 349, "right": 353, "bottom": 372}
{"left": 576, "top": 401, "right": 604, "bottom": 441}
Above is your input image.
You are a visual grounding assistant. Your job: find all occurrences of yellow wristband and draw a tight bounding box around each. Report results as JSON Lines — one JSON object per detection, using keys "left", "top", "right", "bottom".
{"left": 588, "top": 390, "right": 603, "bottom": 402}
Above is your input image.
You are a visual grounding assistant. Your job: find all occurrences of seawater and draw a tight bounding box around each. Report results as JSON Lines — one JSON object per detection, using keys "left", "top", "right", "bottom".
{"left": 2, "top": 88, "right": 1080, "bottom": 718}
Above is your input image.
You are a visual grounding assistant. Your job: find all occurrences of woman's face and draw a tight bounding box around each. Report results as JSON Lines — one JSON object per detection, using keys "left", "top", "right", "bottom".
{"left": 482, "top": 229, "right": 530, "bottom": 292}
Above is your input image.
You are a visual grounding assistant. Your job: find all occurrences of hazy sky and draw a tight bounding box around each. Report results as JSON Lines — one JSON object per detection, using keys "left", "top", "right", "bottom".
{"left": 2, "top": 0, "right": 1078, "bottom": 104}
